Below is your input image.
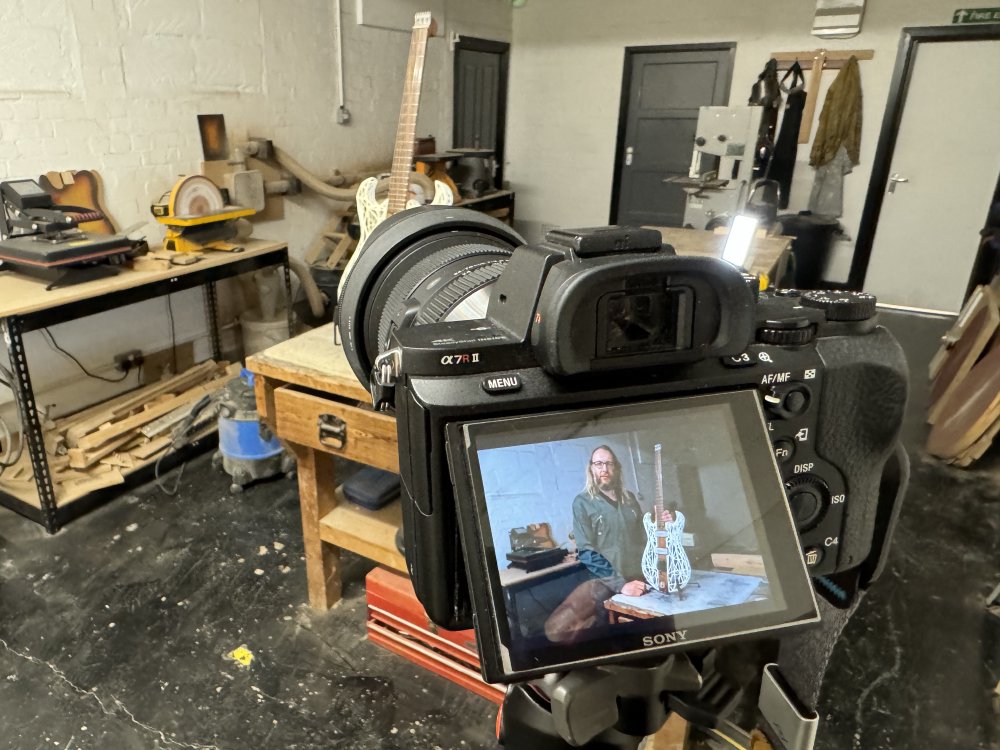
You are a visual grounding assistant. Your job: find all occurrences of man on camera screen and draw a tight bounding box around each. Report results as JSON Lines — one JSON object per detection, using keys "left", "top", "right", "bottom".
{"left": 573, "top": 445, "right": 673, "bottom": 598}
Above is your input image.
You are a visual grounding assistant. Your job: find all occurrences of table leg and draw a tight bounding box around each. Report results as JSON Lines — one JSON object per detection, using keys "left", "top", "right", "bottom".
{"left": 2, "top": 317, "right": 59, "bottom": 533}
{"left": 202, "top": 283, "right": 223, "bottom": 360}
{"left": 292, "top": 444, "right": 341, "bottom": 609}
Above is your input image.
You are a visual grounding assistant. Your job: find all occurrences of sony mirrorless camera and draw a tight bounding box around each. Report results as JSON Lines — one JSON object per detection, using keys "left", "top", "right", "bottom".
{"left": 337, "top": 207, "right": 907, "bottom": 684}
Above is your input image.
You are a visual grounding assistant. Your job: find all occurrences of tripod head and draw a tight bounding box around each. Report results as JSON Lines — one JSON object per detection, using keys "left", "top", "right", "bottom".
{"left": 497, "top": 652, "right": 746, "bottom": 749}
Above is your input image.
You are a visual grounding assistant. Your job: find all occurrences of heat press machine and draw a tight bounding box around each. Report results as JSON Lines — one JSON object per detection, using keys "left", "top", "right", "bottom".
{"left": 668, "top": 106, "right": 765, "bottom": 230}
{"left": 151, "top": 175, "right": 255, "bottom": 254}
{"left": 0, "top": 179, "right": 145, "bottom": 288}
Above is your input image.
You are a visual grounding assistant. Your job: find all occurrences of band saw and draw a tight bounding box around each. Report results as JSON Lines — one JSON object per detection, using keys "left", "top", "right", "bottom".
{"left": 151, "top": 175, "right": 255, "bottom": 254}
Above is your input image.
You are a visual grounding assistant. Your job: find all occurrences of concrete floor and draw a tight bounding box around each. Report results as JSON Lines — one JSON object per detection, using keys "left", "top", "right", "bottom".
{"left": 0, "top": 309, "right": 998, "bottom": 750}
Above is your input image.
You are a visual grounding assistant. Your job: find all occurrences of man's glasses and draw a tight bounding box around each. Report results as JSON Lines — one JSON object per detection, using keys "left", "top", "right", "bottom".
{"left": 591, "top": 461, "right": 616, "bottom": 470}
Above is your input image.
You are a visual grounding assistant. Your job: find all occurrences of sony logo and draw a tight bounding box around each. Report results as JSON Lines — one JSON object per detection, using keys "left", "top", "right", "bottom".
{"left": 440, "top": 353, "right": 481, "bottom": 366}
{"left": 642, "top": 631, "right": 688, "bottom": 647}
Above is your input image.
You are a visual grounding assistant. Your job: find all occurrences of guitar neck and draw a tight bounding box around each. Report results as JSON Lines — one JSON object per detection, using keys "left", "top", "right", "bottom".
{"left": 654, "top": 443, "right": 664, "bottom": 523}
{"left": 387, "top": 23, "right": 431, "bottom": 216}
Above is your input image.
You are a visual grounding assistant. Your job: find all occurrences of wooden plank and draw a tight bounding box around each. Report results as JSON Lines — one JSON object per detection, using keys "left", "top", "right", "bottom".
{"left": 0, "top": 240, "right": 286, "bottom": 319}
{"left": 65, "top": 409, "right": 117, "bottom": 446}
{"left": 273, "top": 386, "right": 399, "bottom": 472}
{"left": 76, "top": 380, "right": 222, "bottom": 451}
{"left": 645, "top": 226, "right": 792, "bottom": 282}
{"left": 799, "top": 51, "right": 826, "bottom": 144}
{"left": 648, "top": 713, "right": 689, "bottom": 750}
{"left": 711, "top": 553, "right": 767, "bottom": 577}
{"left": 246, "top": 324, "right": 371, "bottom": 402}
{"left": 319, "top": 494, "right": 406, "bottom": 573}
{"left": 131, "top": 435, "right": 172, "bottom": 460}
{"left": 68, "top": 433, "right": 134, "bottom": 470}
{"left": 109, "top": 360, "right": 219, "bottom": 418}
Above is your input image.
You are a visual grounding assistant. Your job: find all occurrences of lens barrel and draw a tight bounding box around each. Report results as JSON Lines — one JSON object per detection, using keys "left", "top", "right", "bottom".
{"left": 337, "top": 206, "right": 525, "bottom": 386}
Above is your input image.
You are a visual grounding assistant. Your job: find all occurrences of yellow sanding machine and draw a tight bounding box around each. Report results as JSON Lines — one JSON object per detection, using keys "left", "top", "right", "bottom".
{"left": 151, "top": 175, "right": 255, "bottom": 253}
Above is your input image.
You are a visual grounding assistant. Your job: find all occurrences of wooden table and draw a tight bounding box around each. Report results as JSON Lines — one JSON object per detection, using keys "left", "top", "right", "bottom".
{"left": 247, "top": 323, "right": 406, "bottom": 609}
{"left": 646, "top": 226, "right": 793, "bottom": 284}
{"left": 0, "top": 239, "right": 290, "bottom": 532}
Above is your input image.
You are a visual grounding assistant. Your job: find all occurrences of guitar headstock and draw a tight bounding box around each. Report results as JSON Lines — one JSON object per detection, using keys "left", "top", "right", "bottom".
{"left": 413, "top": 11, "right": 437, "bottom": 36}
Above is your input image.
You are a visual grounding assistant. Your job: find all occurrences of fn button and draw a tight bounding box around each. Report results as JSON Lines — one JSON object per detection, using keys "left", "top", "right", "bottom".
{"left": 773, "top": 439, "right": 795, "bottom": 465}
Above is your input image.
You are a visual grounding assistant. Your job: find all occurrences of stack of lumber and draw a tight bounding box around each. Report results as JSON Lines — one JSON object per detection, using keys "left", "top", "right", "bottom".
{"left": 927, "top": 282, "right": 1000, "bottom": 466}
{"left": 0, "top": 360, "right": 238, "bottom": 501}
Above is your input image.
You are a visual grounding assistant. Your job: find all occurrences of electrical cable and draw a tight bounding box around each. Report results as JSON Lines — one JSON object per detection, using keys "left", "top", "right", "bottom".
{"left": 41, "top": 328, "right": 132, "bottom": 383}
{"left": 0, "top": 363, "right": 25, "bottom": 471}
{"left": 154, "top": 449, "right": 186, "bottom": 496}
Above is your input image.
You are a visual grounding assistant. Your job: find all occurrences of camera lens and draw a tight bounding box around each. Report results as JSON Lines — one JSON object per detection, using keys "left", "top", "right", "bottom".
{"left": 337, "top": 206, "right": 525, "bottom": 385}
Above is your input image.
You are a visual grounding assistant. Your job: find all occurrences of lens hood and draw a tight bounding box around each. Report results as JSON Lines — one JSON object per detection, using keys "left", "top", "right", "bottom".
{"left": 337, "top": 206, "right": 524, "bottom": 386}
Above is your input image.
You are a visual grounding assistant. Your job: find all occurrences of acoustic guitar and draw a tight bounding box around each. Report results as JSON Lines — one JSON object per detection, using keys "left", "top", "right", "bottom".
{"left": 354, "top": 12, "right": 453, "bottom": 250}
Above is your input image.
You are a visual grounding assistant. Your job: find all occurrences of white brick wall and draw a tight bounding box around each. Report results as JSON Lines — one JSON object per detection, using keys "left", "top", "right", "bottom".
{"left": 0, "top": 0, "right": 511, "bottom": 420}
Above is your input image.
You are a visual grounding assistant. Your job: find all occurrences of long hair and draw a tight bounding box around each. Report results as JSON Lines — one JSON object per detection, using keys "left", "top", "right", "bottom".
{"left": 584, "top": 445, "right": 626, "bottom": 499}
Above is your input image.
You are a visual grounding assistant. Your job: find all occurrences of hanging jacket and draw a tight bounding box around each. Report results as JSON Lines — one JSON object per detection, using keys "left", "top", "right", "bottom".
{"left": 810, "top": 56, "right": 862, "bottom": 168}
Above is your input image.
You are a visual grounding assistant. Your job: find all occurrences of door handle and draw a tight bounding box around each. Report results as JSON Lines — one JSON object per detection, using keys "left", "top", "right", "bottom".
{"left": 888, "top": 173, "right": 909, "bottom": 194}
{"left": 625, "top": 146, "right": 634, "bottom": 166}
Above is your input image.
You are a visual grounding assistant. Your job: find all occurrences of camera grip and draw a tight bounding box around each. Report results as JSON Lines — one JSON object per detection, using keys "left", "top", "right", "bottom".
{"left": 815, "top": 328, "right": 909, "bottom": 571}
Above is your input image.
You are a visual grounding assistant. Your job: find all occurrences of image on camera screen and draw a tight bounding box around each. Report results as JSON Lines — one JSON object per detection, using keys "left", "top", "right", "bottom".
{"left": 452, "top": 390, "right": 819, "bottom": 680}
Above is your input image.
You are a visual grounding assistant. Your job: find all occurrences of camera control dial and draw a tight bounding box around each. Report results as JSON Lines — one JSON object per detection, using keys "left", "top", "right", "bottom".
{"left": 784, "top": 474, "right": 830, "bottom": 532}
{"left": 756, "top": 317, "right": 814, "bottom": 346}
{"left": 801, "top": 290, "right": 877, "bottom": 321}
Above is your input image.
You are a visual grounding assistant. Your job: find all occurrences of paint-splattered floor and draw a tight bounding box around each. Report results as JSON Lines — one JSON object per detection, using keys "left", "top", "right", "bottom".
{"left": 0, "top": 309, "right": 997, "bottom": 750}
{"left": 0, "top": 458, "right": 496, "bottom": 750}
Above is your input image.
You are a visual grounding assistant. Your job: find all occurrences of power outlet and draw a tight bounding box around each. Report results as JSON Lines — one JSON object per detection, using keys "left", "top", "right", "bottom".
{"left": 114, "top": 350, "right": 144, "bottom": 373}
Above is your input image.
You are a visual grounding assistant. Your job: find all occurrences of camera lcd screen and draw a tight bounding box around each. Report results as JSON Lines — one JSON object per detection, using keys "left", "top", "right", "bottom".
{"left": 449, "top": 390, "right": 819, "bottom": 682}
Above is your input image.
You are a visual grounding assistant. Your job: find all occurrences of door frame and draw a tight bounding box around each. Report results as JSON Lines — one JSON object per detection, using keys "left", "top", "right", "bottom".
{"left": 453, "top": 36, "right": 510, "bottom": 190}
{"left": 609, "top": 42, "right": 737, "bottom": 225}
{"left": 849, "top": 23, "right": 1000, "bottom": 290}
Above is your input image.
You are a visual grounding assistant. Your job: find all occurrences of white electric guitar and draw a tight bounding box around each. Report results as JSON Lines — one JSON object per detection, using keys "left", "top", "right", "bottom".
{"left": 354, "top": 12, "right": 453, "bottom": 250}
{"left": 641, "top": 443, "right": 692, "bottom": 593}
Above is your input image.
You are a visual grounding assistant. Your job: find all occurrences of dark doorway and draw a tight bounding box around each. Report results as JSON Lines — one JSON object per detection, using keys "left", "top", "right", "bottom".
{"left": 453, "top": 37, "right": 510, "bottom": 189}
{"left": 610, "top": 43, "right": 736, "bottom": 227}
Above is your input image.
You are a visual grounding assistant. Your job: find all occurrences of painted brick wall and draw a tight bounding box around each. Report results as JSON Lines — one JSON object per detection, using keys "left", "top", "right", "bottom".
{"left": 0, "top": 0, "right": 511, "bottom": 421}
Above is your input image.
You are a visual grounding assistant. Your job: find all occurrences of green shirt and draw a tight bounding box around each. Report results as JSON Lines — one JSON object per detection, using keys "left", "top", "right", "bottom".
{"left": 572, "top": 488, "right": 646, "bottom": 584}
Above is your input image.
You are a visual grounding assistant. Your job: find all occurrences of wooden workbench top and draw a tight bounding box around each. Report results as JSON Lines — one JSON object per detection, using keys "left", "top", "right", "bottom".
{"left": 646, "top": 226, "right": 792, "bottom": 281}
{"left": 0, "top": 239, "right": 287, "bottom": 319}
{"left": 246, "top": 322, "right": 370, "bottom": 402}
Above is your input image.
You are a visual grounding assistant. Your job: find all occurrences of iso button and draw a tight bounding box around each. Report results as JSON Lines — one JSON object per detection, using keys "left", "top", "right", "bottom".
{"left": 722, "top": 352, "right": 755, "bottom": 368}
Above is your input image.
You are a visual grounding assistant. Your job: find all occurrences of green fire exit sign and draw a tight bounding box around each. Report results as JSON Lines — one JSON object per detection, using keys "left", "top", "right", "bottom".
{"left": 952, "top": 7, "right": 1000, "bottom": 22}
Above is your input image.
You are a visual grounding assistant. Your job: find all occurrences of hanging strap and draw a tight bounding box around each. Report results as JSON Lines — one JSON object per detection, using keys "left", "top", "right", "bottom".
{"left": 780, "top": 61, "right": 805, "bottom": 92}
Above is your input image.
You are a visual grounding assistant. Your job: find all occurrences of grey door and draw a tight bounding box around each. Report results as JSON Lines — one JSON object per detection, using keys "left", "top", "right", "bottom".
{"left": 454, "top": 38, "right": 509, "bottom": 188}
{"left": 611, "top": 45, "right": 735, "bottom": 227}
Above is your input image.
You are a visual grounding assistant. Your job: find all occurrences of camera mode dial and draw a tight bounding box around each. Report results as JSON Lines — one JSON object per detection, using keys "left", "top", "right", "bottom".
{"left": 801, "top": 290, "right": 877, "bottom": 322}
{"left": 784, "top": 474, "right": 830, "bottom": 532}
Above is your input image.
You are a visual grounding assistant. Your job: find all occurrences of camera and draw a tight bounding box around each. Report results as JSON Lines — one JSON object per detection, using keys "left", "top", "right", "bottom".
{"left": 338, "top": 207, "right": 907, "bottom": 684}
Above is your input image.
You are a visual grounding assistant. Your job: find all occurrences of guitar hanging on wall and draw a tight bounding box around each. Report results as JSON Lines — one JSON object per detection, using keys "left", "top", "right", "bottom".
{"left": 641, "top": 443, "right": 692, "bottom": 594}
{"left": 355, "top": 12, "right": 453, "bottom": 249}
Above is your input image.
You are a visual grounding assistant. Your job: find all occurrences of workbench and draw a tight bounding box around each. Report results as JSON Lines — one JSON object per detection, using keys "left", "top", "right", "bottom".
{"left": 645, "top": 226, "right": 793, "bottom": 285}
{"left": 246, "top": 323, "right": 406, "bottom": 609}
{"left": 0, "top": 239, "right": 290, "bottom": 532}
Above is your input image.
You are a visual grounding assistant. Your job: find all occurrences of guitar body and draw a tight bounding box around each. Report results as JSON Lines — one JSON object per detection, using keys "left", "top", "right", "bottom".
{"left": 355, "top": 175, "right": 454, "bottom": 250}
{"left": 640, "top": 444, "right": 692, "bottom": 593}
{"left": 641, "top": 510, "right": 692, "bottom": 593}
{"left": 38, "top": 170, "right": 117, "bottom": 234}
